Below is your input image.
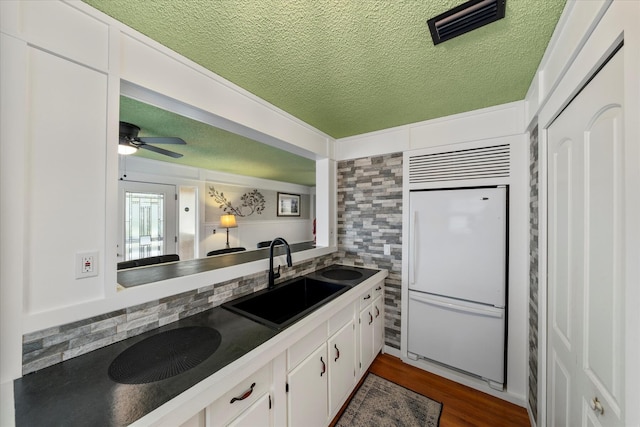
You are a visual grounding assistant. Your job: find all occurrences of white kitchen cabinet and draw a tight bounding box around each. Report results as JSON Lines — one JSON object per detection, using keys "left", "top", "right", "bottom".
{"left": 359, "top": 284, "right": 385, "bottom": 375}
{"left": 208, "top": 362, "right": 272, "bottom": 427}
{"left": 328, "top": 319, "right": 356, "bottom": 417}
{"left": 226, "top": 393, "right": 272, "bottom": 427}
{"left": 287, "top": 301, "right": 358, "bottom": 425}
{"left": 373, "top": 294, "right": 384, "bottom": 353}
{"left": 134, "top": 272, "right": 388, "bottom": 427}
{"left": 359, "top": 305, "right": 374, "bottom": 374}
{"left": 287, "top": 343, "right": 328, "bottom": 427}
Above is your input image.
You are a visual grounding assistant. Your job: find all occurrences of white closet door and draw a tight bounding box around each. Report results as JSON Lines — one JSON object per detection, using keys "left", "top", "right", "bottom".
{"left": 547, "top": 47, "right": 625, "bottom": 426}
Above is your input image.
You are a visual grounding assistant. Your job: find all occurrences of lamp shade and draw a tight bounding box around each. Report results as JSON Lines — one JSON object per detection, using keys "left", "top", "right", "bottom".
{"left": 220, "top": 214, "right": 237, "bottom": 228}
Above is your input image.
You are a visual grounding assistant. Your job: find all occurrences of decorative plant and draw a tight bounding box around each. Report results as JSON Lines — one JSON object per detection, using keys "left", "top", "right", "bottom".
{"left": 208, "top": 186, "right": 265, "bottom": 217}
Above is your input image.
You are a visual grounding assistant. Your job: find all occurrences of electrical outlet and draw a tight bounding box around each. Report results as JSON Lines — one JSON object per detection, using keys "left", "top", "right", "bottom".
{"left": 76, "top": 252, "right": 98, "bottom": 279}
{"left": 383, "top": 244, "right": 391, "bottom": 256}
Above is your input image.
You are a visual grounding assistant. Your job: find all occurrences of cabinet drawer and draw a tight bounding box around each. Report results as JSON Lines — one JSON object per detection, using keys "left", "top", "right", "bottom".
{"left": 328, "top": 303, "right": 354, "bottom": 336}
{"left": 208, "top": 363, "right": 271, "bottom": 426}
{"left": 372, "top": 282, "right": 384, "bottom": 298}
{"left": 359, "top": 290, "right": 374, "bottom": 310}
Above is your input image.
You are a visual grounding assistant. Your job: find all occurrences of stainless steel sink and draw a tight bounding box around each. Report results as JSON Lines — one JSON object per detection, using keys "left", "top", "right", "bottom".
{"left": 222, "top": 277, "right": 350, "bottom": 330}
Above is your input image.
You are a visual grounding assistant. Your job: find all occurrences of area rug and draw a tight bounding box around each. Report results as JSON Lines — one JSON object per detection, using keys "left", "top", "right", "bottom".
{"left": 335, "top": 373, "right": 442, "bottom": 427}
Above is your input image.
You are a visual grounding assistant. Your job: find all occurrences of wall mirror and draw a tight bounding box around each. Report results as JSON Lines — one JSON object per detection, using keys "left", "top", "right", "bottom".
{"left": 117, "top": 83, "right": 320, "bottom": 284}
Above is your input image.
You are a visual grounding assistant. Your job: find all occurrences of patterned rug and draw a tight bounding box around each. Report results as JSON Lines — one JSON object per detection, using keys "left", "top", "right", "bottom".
{"left": 335, "top": 373, "right": 442, "bottom": 427}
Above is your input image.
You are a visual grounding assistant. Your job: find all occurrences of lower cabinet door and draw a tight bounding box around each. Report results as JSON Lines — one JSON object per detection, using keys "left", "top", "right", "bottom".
{"left": 373, "top": 295, "right": 384, "bottom": 354}
{"left": 287, "top": 343, "right": 328, "bottom": 427}
{"left": 227, "top": 393, "right": 271, "bottom": 427}
{"left": 328, "top": 320, "right": 356, "bottom": 416}
{"left": 359, "top": 307, "right": 374, "bottom": 374}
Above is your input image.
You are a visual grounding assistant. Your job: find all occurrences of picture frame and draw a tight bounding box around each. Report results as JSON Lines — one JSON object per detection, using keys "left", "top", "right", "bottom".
{"left": 277, "top": 192, "right": 301, "bottom": 217}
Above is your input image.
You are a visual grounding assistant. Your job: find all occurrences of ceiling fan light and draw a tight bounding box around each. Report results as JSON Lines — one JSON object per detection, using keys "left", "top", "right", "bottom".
{"left": 118, "top": 140, "right": 138, "bottom": 155}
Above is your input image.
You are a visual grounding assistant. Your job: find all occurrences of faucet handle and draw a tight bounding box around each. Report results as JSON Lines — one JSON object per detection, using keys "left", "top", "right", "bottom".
{"left": 274, "top": 265, "right": 281, "bottom": 279}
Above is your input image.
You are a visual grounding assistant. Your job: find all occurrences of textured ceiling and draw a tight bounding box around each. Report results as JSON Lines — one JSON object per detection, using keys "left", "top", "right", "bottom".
{"left": 120, "top": 96, "right": 316, "bottom": 186}
{"left": 85, "top": 0, "right": 566, "bottom": 183}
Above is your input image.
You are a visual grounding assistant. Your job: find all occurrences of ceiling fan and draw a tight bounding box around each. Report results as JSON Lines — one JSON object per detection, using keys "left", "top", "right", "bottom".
{"left": 118, "top": 121, "right": 186, "bottom": 158}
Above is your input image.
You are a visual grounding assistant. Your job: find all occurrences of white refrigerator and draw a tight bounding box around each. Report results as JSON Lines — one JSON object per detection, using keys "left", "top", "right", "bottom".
{"left": 407, "top": 187, "right": 507, "bottom": 388}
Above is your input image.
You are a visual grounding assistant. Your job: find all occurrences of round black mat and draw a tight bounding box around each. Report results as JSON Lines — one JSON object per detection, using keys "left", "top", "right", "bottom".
{"left": 321, "top": 269, "right": 363, "bottom": 281}
{"left": 108, "top": 326, "right": 221, "bottom": 384}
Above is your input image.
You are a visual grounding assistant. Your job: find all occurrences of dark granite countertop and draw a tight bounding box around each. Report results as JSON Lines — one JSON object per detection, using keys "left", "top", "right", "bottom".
{"left": 13, "top": 308, "right": 277, "bottom": 427}
{"left": 14, "top": 265, "right": 381, "bottom": 426}
{"left": 118, "top": 241, "right": 317, "bottom": 288}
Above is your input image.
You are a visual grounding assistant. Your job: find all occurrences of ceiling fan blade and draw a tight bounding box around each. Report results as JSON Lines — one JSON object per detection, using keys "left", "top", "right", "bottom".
{"left": 137, "top": 136, "right": 186, "bottom": 145}
{"left": 139, "top": 143, "right": 183, "bottom": 158}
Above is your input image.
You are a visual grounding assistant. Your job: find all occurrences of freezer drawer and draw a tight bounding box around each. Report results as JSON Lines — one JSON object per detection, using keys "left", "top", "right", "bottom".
{"left": 407, "top": 291, "right": 505, "bottom": 385}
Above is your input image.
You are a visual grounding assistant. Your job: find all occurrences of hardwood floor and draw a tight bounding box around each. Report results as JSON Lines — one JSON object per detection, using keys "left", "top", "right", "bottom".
{"left": 331, "top": 353, "right": 530, "bottom": 427}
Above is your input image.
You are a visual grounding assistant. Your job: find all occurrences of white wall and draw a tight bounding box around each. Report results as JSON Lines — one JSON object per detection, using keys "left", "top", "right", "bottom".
{"left": 335, "top": 101, "right": 524, "bottom": 161}
{"left": 524, "top": 1, "right": 640, "bottom": 425}
{"left": 0, "top": 0, "right": 336, "bottom": 384}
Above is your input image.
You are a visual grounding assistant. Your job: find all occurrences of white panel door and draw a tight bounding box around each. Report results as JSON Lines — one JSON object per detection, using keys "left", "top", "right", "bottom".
{"left": 547, "top": 47, "right": 625, "bottom": 426}
{"left": 328, "top": 321, "right": 356, "bottom": 416}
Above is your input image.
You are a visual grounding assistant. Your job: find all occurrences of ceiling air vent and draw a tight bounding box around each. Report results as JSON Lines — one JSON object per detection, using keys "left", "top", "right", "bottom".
{"left": 408, "top": 144, "right": 510, "bottom": 184}
{"left": 427, "top": 0, "right": 506, "bottom": 45}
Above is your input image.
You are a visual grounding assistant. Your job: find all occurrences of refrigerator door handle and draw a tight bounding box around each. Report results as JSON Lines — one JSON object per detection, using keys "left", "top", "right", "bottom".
{"left": 410, "top": 210, "right": 418, "bottom": 286}
{"left": 409, "top": 292, "right": 504, "bottom": 319}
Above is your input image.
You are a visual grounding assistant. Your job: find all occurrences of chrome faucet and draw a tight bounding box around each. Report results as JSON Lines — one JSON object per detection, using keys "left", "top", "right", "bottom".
{"left": 268, "top": 237, "right": 292, "bottom": 290}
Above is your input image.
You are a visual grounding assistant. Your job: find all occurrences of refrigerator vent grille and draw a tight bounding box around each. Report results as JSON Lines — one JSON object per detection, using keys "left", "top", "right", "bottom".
{"left": 408, "top": 144, "right": 510, "bottom": 183}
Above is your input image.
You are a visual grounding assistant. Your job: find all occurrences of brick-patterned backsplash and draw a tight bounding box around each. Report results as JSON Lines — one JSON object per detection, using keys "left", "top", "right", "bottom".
{"left": 336, "top": 153, "right": 403, "bottom": 350}
{"left": 22, "top": 255, "right": 336, "bottom": 375}
{"left": 22, "top": 153, "right": 405, "bottom": 375}
{"left": 528, "top": 125, "right": 540, "bottom": 422}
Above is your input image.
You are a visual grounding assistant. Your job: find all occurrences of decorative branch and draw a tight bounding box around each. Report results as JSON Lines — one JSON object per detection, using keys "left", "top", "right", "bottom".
{"left": 208, "top": 186, "right": 265, "bottom": 217}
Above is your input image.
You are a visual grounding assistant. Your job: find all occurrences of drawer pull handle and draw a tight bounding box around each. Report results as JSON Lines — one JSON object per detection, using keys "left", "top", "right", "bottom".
{"left": 375, "top": 306, "right": 380, "bottom": 318}
{"left": 230, "top": 383, "right": 255, "bottom": 404}
{"left": 369, "top": 312, "right": 373, "bottom": 325}
{"left": 334, "top": 344, "right": 340, "bottom": 362}
{"left": 363, "top": 294, "right": 371, "bottom": 300}
{"left": 320, "top": 357, "right": 326, "bottom": 376}
{"left": 375, "top": 286, "right": 382, "bottom": 291}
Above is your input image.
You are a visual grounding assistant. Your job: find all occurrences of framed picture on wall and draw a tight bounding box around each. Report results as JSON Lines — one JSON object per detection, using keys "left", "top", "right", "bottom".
{"left": 277, "top": 192, "right": 300, "bottom": 217}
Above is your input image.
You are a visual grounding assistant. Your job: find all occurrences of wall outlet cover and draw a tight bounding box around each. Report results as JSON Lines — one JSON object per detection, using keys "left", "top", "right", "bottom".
{"left": 76, "top": 252, "right": 99, "bottom": 279}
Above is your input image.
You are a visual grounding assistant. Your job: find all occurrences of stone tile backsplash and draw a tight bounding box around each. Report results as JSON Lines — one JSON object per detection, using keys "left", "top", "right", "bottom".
{"left": 528, "top": 125, "right": 540, "bottom": 422}
{"left": 21, "top": 152, "right": 405, "bottom": 375}
{"left": 336, "top": 153, "right": 403, "bottom": 350}
{"left": 22, "top": 255, "right": 335, "bottom": 375}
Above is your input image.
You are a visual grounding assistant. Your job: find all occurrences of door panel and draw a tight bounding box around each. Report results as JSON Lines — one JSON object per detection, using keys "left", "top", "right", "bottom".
{"left": 547, "top": 47, "right": 625, "bottom": 426}
{"left": 584, "top": 106, "right": 625, "bottom": 419}
{"left": 550, "top": 351, "right": 571, "bottom": 427}
{"left": 287, "top": 344, "right": 328, "bottom": 427}
{"left": 118, "top": 181, "right": 177, "bottom": 262}
{"left": 550, "top": 139, "right": 573, "bottom": 349}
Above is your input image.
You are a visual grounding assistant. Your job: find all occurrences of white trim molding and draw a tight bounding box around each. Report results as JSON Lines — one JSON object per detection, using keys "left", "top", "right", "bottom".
{"left": 335, "top": 101, "right": 525, "bottom": 161}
